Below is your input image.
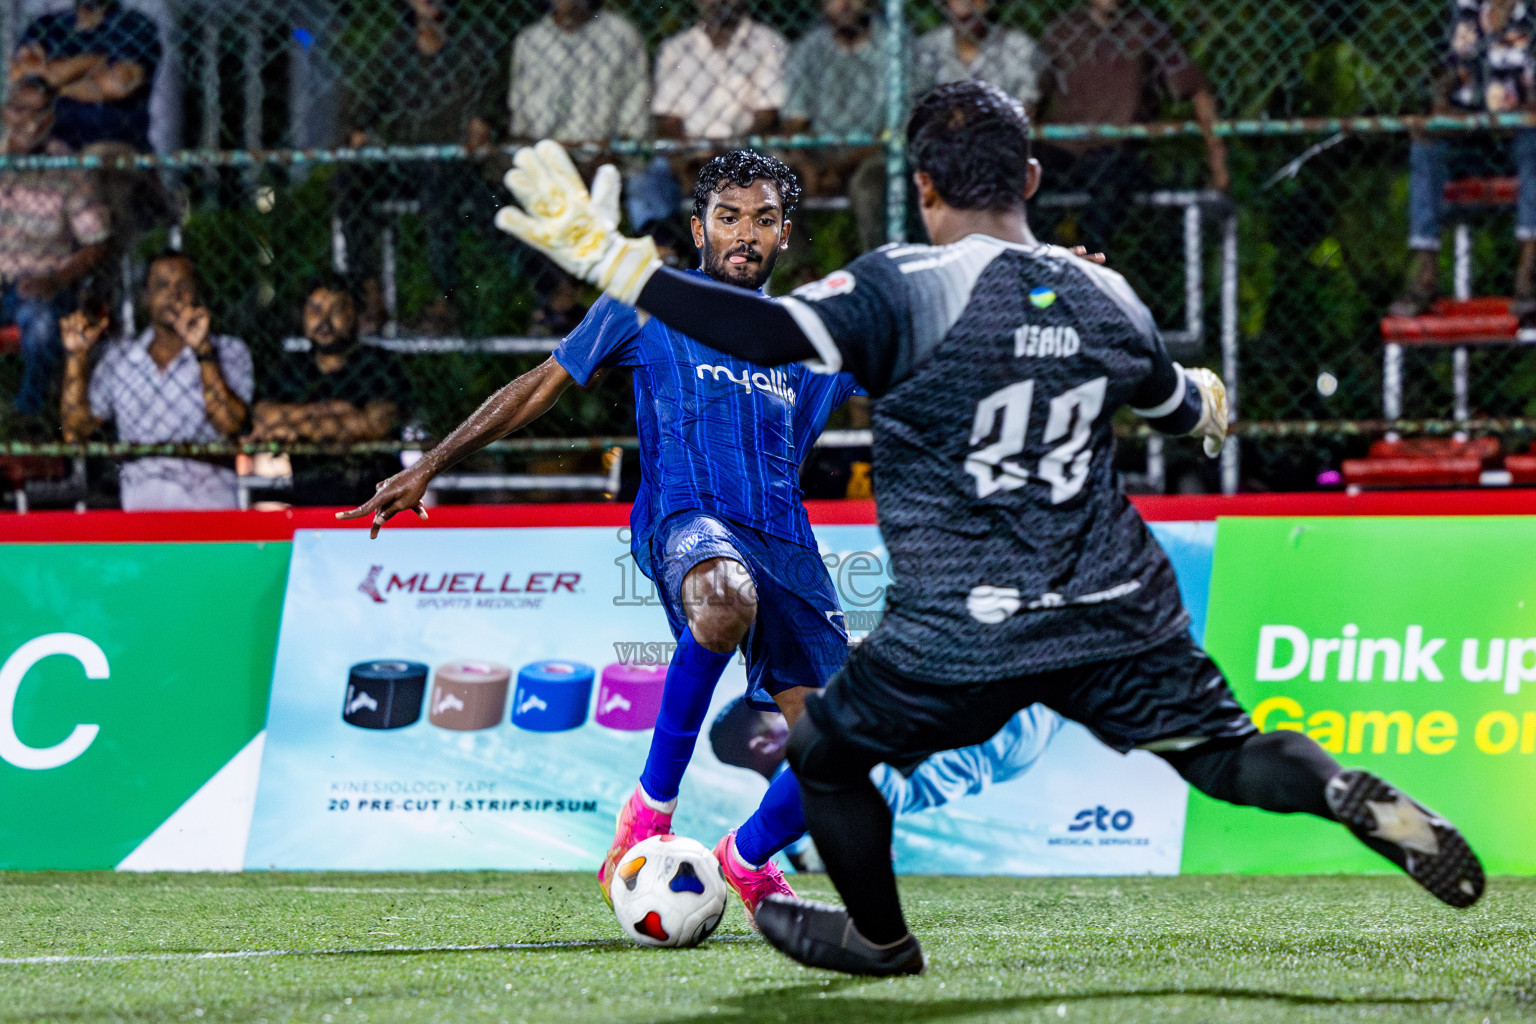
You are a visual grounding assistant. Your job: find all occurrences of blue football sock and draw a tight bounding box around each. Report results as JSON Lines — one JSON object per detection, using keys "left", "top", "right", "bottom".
{"left": 638, "top": 629, "right": 733, "bottom": 803}
{"left": 734, "top": 766, "right": 806, "bottom": 867}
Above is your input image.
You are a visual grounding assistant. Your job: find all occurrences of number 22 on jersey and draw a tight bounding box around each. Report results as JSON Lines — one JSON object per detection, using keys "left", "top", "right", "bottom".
{"left": 965, "top": 377, "right": 1108, "bottom": 503}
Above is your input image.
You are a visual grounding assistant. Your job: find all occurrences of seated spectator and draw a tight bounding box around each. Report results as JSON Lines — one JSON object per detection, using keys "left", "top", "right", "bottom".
{"left": 336, "top": 0, "right": 503, "bottom": 334}
{"left": 652, "top": 0, "right": 787, "bottom": 141}
{"left": 11, "top": 0, "right": 160, "bottom": 154}
{"left": 782, "top": 0, "right": 895, "bottom": 252}
{"left": 509, "top": 0, "right": 649, "bottom": 145}
{"left": 1393, "top": 1, "right": 1536, "bottom": 317}
{"left": 247, "top": 276, "right": 412, "bottom": 507}
{"left": 0, "top": 77, "right": 109, "bottom": 423}
{"left": 60, "top": 251, "right": 250, "bottom": 510}
{"left": 910, "top": 0, "right": 1041, "bottom": 111}
{"left": 12, "top": 0, "right": 168, "bottom": 290}
{"left": 1035, "top": 0, "right": 1227, "bottom": 248}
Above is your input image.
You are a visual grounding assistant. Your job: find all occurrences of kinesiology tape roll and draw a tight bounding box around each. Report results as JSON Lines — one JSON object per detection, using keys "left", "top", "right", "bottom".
{"left": 594, "top": 662, "right": 667, "bottom": 730}
{"left": 428, "top": 660, "right": 512, "bottom": 731}
{"left": 343, "top": 660, "right": 428, "bottom": 729}
{"left": 512, "top": 660, "right": 594, "bottom": 732}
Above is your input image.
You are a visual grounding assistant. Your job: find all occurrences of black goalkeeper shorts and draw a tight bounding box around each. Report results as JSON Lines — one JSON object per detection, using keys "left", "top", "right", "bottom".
{"left": 806, "top": 632, "right": 1256, "bottom": 768}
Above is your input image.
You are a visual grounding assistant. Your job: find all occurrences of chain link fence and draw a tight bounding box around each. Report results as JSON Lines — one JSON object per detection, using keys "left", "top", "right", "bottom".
{"left": 0, "top": 0, "right": 1533, "bottom": 508}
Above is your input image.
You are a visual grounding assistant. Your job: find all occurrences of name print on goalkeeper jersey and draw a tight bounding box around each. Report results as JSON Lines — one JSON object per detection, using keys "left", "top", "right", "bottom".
{"left": 781, "top": 236, "right": 1194, "bottom": 685}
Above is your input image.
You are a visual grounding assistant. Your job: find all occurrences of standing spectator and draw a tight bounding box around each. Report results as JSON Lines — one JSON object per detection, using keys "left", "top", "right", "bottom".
{"left": 910, "top": 0, "right": 1041, "bottom": 111}
{"left": 509, "top": 0, "right": 649, "bottom": 145}
{"left": 59, "top": 251, "right": 251, "bottom": 510}
{"left": 11, "top": 0, "right": 160, "bottom": 153}
{"left": 1392, "top": 0, "right": 1536, "bottom": 317}
{"left": 782, "top": 0, "right": 895, "bottom": 252}
{"left": 247, "top": 275, "right": 412, "bottom": 507}
{"left": 652, "top": 0, "right": 788, "bottom": 140}
{"left": 0, "top": 77, "right": 108, "bottom": 422}
{"left": 336, "top": 0, "right": 504, "bottom": 333}
{"left": 1035, "top": 0, "right": 1228, "bottom": 247}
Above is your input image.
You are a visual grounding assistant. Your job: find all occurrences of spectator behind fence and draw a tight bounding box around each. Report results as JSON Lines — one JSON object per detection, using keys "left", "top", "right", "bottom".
{"left": 910, "top": 0, "right": 1041, "bottom": 111}
{"left": 247, "top": 276, "right": 412, "bottom": 507}
{"left": 510, "top": 0, "right": 649, "bottom": 144}
{"left": 1035, "top": 0, "right": 1228, "bottom": 249}
{"left": 60, "top": 251, "right": 251, "bottom": 510}
{"left": 1392, "top": 1, "right": 1536, "bottom": 318}
{"left": 0, "top": 77, "right": 108, "bottom": 424}
{"left": 12, "top": 0, "right": 168, "bottom": 289}
{"left": 653, "top": 0, "right": 787, "bottom": 140}
{"left": 336, "top": 0, "right": 504, "bottom": 333}
{"left": 11, "top": 0, "right": 160, "bottom": 153}
{"left": 782, "top": 0, "right": 895, "bottom": 252}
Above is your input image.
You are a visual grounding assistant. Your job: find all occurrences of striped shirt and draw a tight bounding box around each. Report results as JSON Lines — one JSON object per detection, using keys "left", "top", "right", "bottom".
{"left": 0, "top": 140, "right": 110, "bottom": 282}
{"left": 553, "top": 274, "right": 860, "bottom": 570}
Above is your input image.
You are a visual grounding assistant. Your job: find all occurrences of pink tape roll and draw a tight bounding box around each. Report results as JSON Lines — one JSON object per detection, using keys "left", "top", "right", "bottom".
{"left": 594, "top": 662, "right": 667, "bottom": 730}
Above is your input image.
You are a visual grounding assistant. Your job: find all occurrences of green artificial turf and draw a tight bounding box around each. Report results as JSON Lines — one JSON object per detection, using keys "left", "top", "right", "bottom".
{"left": 0, "top": 872, "right": 1531, "bottom": 1023}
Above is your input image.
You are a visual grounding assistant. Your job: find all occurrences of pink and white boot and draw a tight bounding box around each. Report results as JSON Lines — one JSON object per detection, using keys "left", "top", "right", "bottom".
{"left": 714, "top": 830, "right": 796, "bottom": 930}
{"left": 598, "top": 784, "right": 674, "bottom": 907}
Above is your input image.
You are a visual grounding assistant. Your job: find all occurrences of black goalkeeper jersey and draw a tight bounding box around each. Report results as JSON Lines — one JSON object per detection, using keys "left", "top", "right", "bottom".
{"left": 780, "top": 235, "right": 1194, "bottom": 684}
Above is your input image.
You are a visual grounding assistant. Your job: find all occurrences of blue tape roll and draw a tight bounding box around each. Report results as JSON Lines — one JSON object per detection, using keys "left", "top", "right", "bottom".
{"left": 343, "top": 660, "right": 428, "bottom": 730}
{"left": 512, "top": 660, "right": 594, "bottom": 732}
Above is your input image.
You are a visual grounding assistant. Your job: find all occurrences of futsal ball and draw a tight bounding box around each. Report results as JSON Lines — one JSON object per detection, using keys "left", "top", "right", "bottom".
{"left": 610, "top": 835, "right": 728, "bottom": 948}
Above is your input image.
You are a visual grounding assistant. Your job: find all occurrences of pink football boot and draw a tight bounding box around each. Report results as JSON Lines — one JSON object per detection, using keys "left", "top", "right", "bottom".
{"left": 598, "top": 784, "right": 674, "bottom": 906}
{"left": 714, "top": 830, "right": 796, "bottom": 930}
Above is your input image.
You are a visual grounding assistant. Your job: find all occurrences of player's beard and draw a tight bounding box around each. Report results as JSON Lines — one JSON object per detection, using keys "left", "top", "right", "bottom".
{"left": 701, "top": 240, "right": 778, "bottom": 291}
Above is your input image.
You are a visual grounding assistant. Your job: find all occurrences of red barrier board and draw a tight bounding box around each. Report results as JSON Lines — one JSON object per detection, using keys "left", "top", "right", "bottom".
{"left": 2, "top": 490, "right": 1536, "bottom": 544}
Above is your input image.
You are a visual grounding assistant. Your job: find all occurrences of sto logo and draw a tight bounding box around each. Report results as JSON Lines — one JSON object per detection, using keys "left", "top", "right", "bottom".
{"left": 1069, "top": 806, "right": 1135, "bottom": 832}
{"left": 0, "top": 633, "right": 108, "bottom": 771}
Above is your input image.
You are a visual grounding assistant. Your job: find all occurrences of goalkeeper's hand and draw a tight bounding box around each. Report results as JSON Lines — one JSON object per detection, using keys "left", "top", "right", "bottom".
{"left": 1185, "top": 366, "right": 1229, "bottom": 458}
{"left": 493, "top": 140, "right": 661, "bottom": 305}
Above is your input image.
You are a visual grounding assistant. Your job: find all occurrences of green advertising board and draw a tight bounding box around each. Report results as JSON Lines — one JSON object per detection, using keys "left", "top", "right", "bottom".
{"left": 1189, "top": 517, "right": 1536, "bottom": 875}
{"left": 0, "top": 542, "right": 288, "bottom": 869}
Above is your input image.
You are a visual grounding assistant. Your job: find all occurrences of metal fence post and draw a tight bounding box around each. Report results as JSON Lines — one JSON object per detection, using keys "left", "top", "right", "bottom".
{"left": 882, "top": 0, "right": 906, "bottom": 244}
{"left": 1220, "top": 211, "right": 1240, "bottom": 495}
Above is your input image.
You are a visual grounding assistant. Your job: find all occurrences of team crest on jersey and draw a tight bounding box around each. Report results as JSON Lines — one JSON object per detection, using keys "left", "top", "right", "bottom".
{"left": 1029, "top": 286, "right": 1057, "bottom": 308}
{"left": 792, "top": 270, "right": 856, "bottom": 302}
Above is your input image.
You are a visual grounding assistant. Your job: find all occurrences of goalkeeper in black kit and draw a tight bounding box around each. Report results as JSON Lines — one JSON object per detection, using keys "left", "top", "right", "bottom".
{"left": 495, "top": 80, "right": 1484, "bottom": 977}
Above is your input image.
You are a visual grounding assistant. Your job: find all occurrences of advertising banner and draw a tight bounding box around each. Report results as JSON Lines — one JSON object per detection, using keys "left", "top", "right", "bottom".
{"left": 247, "top": 523, "right": 1210, "bottom": 875}
{"left": 1188, "top": 517, "right": 1536, "bottom": 875}
{"left": 0, "top": 542, "right": 288, "bottom": 870}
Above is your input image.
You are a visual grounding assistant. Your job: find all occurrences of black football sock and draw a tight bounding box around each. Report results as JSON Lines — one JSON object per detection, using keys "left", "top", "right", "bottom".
{"left": 787, "top": 716, "right": 910, "bottom": 946}
{"left": 1160, "top": 729, "right": 1340, "bottom": 819}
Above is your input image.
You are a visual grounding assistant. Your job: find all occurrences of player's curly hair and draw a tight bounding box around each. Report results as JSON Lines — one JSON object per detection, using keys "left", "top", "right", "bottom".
{"left": 692, "top": 150, "right": 802, "bottom": 220}
{"left": 906, "top": 80, "right": 1033, "bottom": 212}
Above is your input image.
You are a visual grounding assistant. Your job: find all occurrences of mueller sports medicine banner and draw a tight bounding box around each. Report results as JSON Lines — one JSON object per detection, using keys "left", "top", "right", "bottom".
{"left": 246, "top": 524, "right": 1213, "bottom": 874}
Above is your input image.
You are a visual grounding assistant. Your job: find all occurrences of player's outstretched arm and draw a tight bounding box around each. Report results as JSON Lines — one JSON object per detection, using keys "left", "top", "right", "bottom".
{"left": 1130, "top": 362, "right": 1229, "bottom": 459}
{"left": 336, "top": 357, "right": 576, "bottom": 537}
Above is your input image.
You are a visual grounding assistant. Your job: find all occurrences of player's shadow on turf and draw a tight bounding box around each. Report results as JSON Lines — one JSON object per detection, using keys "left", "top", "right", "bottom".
{"left": 649, "top": 981, "right": 1450, "bottom": 1024}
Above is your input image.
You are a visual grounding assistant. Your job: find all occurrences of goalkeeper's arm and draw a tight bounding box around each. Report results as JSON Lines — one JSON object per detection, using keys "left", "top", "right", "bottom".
{"left": 1129, "top": 359, "right": 1229, "bottom": 457}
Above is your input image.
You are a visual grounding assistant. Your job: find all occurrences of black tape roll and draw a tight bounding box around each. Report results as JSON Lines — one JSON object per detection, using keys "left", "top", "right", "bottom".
{"left": 343, "top": 660, "right": 429, "bottom": 729}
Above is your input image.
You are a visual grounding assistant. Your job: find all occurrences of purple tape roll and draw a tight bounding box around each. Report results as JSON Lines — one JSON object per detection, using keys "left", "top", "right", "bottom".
{"left": 594, "top": 662, "right": 668, "bottom": 730}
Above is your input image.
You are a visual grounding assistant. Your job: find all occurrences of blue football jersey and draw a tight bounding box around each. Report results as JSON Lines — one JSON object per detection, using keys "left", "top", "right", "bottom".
{"left": 553, "top": 274, "right": 862, "bottom": 571}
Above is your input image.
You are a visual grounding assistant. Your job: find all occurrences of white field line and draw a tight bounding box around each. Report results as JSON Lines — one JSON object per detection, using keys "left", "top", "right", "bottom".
{"left": 0, "top": 935, "right": 752, "bottom": 967}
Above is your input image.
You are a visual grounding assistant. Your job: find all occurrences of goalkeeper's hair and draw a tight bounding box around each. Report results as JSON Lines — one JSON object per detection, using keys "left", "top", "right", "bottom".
{"left": 708, "top": 696, "right": 763, "bottom": 771}
{"left": 906, "top": 79, "right": 1033, "bottom": 212}
{"left": 693, "top": 150, "right": 802, "bottom": 220}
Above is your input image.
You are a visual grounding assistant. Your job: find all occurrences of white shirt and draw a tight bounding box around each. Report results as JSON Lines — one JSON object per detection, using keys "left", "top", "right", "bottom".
{"left": 911, "top": 25, "right": 1042, "bottom": 106}
{"left": 652, "top": 19, "right": 788, "bottom": 139}
{"left": 510, "top": 11, "right": 651, "bottom": 142}
{"left": 88, "top": 328, "right": 254, "bottom": 511}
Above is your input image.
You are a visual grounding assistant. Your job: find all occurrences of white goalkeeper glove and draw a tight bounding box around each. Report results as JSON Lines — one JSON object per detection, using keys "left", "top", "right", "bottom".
{"left": 1185, "top": 366, "right": 1229, "bottom": 458}
{"left": 493, "top": 140, "right": 662, "bottom": 306}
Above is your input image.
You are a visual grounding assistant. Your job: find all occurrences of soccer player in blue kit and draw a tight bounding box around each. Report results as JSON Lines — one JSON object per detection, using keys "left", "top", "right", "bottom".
{"left": 342, "top": 152, "right": 860, "bottom": 924}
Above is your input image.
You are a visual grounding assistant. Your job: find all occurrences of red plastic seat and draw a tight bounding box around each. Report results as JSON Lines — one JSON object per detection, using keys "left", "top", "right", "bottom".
{"left": 1342, "top": 436, "right": 1501, "bottom": 489}
{"left": 1380, "top": 297, "right": 1518, "bottom": 344}
{"left": 1443, "top": 177, "right": 1519, "bottom": 206}
{"left": 0, "top": 457, "right": 67, "bottom": 488}
{"left": 0, "top": 324, "right": 20, "bottom": 355}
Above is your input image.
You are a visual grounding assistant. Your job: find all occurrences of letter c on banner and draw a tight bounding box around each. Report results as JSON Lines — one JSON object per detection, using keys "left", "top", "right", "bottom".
{"left": 0, "top": 633, "right": 108, "bottom": 771}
